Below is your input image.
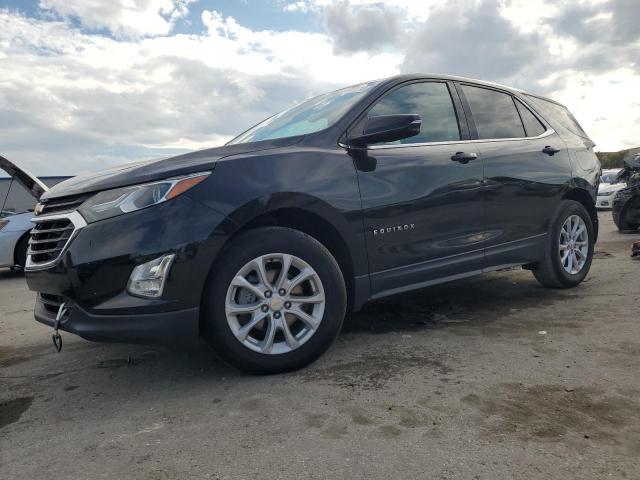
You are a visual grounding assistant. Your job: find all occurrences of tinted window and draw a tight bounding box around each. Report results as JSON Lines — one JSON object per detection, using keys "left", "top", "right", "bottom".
{"left": 525, "top": 95, "right": 588, "bottom": 138}
{"left": 368, "top": 82, "right": 460, "bottom": 144}
{"left": 515, "top": 99, "right": 546, "bottom": 137}
{"left": 461, "top": 85, "right": 525, "bottom": 139}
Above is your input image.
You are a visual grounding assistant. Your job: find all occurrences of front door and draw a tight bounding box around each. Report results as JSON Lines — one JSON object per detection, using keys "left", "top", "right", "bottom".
{"left": 351, "top": 81, "right": 487, "bottom": 298}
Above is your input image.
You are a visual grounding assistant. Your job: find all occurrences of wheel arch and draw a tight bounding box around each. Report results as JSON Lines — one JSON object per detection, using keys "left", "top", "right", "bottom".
{"left": 201, "top": 192, "right": 367, "bottom": 320}
{"left": 13, "top": 230, "right": 30, "bottom": 267}
{"left": 562, "top": 188, "right": 598, "bottom": 241}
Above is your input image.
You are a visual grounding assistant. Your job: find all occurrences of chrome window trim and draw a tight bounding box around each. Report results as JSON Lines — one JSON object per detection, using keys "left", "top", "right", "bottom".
{"left": 340, "top": 128, "right": 556, "bottom": 150}
{"left": 25, "top": 210, "right": 87, "bottom": 271}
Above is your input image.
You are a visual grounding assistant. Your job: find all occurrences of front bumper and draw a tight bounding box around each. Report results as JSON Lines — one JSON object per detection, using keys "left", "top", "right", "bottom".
{"left": 35, "top": 295, "right": 200, "bottom": 345}
{"left": 25, "top": 194, "right": 233, "bottom": 345}
{"left": 596, "top": 196, "right": 614, "bottom": 209}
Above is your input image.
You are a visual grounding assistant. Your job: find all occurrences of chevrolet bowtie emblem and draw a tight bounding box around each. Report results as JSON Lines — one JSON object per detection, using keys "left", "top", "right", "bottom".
{"left": 34, "top": 202, "right": 44, "bottom": 215}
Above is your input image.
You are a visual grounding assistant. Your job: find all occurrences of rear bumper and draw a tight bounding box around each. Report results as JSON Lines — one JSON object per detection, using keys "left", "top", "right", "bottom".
{"left": 35, "top": 295, "right": 200, "bottom": 346}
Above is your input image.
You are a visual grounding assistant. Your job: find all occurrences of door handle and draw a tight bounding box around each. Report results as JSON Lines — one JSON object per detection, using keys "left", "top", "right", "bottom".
{"left": 542, "top": 145, "right": 561, "bottom": 156}
{"left": 450, "top": 152, "right": 478, "bottom": 164}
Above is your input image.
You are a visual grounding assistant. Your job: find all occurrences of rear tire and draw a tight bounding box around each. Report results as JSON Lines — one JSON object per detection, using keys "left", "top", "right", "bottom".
{"left": 618, "top": 205, "right": 640, "bottom": 233}
{"left": 532, "top": 200, "right": 594, "bottom": 288}
{"left": 202, "top": 227, "right": 347, "bottom": 374}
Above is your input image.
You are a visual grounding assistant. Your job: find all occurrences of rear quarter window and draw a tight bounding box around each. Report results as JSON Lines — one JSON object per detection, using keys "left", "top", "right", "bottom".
{"left": 525, "top": 95, "right": 589, "bottom": 139}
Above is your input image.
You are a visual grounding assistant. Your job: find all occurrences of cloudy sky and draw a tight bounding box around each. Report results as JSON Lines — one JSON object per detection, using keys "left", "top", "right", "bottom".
{"left": 1, "top": 0, "right": 639, "bottom": 176}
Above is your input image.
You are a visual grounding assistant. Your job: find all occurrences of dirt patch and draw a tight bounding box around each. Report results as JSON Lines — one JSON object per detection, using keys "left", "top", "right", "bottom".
{"left": 462, "top": 383, "right": 640, "bottom": 452}
{"left": 0, "top": 346, "right": 29, "bottom": 368}
{"left": 0, "top": 397, "right": 33, "bottom": 429}
{"left": 593, "top": 250, "right": 614, "bottom": 259}
{"left": 298, "top": 348, "right": 452, "bottom": 390}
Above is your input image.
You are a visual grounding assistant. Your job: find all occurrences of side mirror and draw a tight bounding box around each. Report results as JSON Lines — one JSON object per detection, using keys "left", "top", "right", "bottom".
{"left": 349, "top": 114, "right": 421, "bottom": 147}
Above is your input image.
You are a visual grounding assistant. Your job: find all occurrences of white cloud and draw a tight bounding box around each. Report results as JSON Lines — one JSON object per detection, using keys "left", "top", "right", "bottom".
{"left": 38, "top": 0, "right": 195, "bottom": 38}
{"left": 0, "top": 8, "right": 400, "bottom": 175}
{"left": 0, "top": 0, "right": 639, "bottom": 177}
{"left": 551, "top": 68, "right": 640, "bottom": 151}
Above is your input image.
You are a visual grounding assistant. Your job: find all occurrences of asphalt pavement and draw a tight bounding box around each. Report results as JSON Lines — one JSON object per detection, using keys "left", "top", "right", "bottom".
{"left": 1, "top": 212, "right": 639, "bottom": 480}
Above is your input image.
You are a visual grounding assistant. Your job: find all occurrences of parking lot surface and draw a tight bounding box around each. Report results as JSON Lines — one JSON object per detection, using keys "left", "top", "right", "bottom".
{"left": 1, "top": 213, "right": 639, "bottom": 480}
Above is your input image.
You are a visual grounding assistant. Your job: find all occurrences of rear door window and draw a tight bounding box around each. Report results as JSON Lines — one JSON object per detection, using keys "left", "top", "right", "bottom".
{"left": 515, "top": 99, "right": 546, "bottom": 137}
{"left": 367, "top": 82, "right": 461, "bottom": 144}
{"left": 461, "top": 85, "right": 525, "bottom": 139}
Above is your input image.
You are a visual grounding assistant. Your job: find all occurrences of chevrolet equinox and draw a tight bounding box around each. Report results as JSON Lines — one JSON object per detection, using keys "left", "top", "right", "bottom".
{"left": 24, "top": 74, "right": 600, "bottom": 373}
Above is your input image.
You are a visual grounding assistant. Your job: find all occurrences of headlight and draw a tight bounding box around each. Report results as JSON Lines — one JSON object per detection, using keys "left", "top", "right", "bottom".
{"left": 598, "top": 190, "right": 614, "bottom": 197}
{"left": 78, "top": 172, "right": 210, "bottom": 223}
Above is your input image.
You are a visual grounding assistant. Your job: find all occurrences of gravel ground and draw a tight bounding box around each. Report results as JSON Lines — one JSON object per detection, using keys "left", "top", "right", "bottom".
{"left": 1, "top": 213, "right": 639, "bottom": 480}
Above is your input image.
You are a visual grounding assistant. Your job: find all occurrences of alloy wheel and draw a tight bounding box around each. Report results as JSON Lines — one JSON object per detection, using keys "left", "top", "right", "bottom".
{"left": 559, "top": 214, "right": 589, "bottom": 275}
{"left": 225, "top": 253, "right": 325, "bottom": 355}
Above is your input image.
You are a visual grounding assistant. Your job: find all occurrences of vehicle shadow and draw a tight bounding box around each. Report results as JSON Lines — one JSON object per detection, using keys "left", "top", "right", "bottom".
{"left": 2, "top": 268, "right": 575, "bottom": 403}
{"left": 0, "top": 267, "right": 24, "bottom": 280}
{"left": 343, "top": 268, "right": 570, "bottom": 335}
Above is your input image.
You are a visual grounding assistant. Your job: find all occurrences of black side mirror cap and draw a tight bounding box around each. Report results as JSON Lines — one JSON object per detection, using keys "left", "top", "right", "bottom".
{"left": 349, "top": 114, "right": 421, "bottom": 147}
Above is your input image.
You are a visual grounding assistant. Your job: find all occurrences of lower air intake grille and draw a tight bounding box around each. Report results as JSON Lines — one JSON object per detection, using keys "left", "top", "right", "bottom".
{"left": 39, "top": 293, "right": 64, "bottom": 315}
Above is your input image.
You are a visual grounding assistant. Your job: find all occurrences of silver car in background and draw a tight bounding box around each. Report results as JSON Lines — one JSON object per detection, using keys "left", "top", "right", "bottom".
{"left": 596, "top": 168, "right": 625, "bottom": 210}
{"left": 0, "top": 156, "right": 68, "bottom": 269}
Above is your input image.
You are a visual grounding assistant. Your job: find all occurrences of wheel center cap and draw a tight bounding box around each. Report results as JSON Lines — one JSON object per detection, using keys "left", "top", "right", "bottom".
{"left": 270, "top": 298, "right": 285, "bottom": 311}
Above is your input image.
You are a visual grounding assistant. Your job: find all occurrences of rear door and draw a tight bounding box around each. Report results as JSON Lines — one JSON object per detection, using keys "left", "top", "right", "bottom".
{"left": 352, "top": 80, "right": 488, "bottom": 298}
{"left": 455, "top": 83, "right": 572, "bottom": 268}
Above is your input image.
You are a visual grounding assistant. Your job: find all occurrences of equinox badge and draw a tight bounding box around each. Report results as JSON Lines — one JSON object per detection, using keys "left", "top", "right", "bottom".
{"left": 373, "top": 224, "right": 415, "bottom": 236}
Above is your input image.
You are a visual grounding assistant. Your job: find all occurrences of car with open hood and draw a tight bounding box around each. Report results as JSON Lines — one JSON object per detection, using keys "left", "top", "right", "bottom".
{"left": 0, "top": 156, "right": 50, "bottom": 269}
{"left": 24, "top": 74, "right": 600, "bottom": 373}
{"left": 612, "top": 155, "right": 640, "bottom": 232}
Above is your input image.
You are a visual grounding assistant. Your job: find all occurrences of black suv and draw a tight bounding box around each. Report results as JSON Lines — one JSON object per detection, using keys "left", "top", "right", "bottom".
{"left": 25, "top": 74, "right": 600, "bottom": 373}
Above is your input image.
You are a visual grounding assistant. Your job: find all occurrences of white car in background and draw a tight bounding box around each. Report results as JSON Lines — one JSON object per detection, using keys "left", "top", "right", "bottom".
{"left": 596, "top": 168, "right": 625, "bottom": 210}
{"left": 0, "top": 156, "right": 50, "bottom": 269}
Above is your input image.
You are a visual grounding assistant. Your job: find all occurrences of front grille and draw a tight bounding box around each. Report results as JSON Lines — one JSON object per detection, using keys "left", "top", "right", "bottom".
{"left": 39, "top": 194, "right": 89, "bottom": 216}
{"left": 39, "top": 293, "right": 64, "bottom": 315}
{"left": 28, "top": 218, "right": 75, "bottom": 265}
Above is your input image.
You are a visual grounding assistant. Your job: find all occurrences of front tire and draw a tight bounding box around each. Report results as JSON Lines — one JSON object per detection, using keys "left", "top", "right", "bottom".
{"left": 532, "top": 200, "right": 595, "bottom": 288}
{"left": 202, "top": 227, "right": 346, "bottom": 374}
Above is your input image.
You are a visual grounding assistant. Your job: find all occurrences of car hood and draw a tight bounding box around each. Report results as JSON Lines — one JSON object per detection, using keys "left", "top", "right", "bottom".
{"left": 598, "top": 183, "right": 626, "bottom": 194}
{"left": 0, "top": 155, "right": 48, "bottom": 200}
{"left": 41, "top": 138, "right": 299, "bottom": 200}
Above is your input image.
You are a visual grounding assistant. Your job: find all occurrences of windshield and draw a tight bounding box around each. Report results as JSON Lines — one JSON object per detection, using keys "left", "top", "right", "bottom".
{"left": 228, "top": 81, "right": 379, "bottom": 145}
{"left": 600, "top": 173, "right": 618, "bottom": 184}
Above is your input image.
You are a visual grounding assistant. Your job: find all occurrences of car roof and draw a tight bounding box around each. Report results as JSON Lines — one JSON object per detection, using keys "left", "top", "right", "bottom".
{"left": 377, "top": 73, "right": 559, "bottom": 106}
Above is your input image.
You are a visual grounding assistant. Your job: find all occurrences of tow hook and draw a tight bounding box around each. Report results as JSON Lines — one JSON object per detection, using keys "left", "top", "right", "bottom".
{"left": 52, "top": 302, "right": 68, "bottom": 352}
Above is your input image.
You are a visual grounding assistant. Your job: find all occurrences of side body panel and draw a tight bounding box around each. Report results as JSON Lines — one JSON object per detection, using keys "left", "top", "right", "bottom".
{"left": 452, "top": 83, "right": 576, "bottom": 268}
{"left": 0, "top": 212, "right": 32, "bottom": 267}
{"left": 185, "top": 139, "right": 368, "bottom": 277}
{"left": 354, "top": 143, "right": 486, "bottom": 297}
{"left": 476, "top": 131, "right": 572, "bottom": 267}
